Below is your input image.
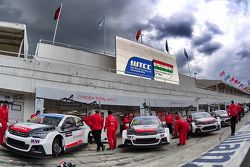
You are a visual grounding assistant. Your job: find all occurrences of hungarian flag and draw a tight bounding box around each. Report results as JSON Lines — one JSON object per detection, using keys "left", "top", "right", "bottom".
{"left": 153, "top": 59, "right": 173, "bottom": 79}
{"left": 54, "top": 6, "right": 61, "bottom": 20}
{"left": 136, "top": 29, "right": 141, "bottom": 41}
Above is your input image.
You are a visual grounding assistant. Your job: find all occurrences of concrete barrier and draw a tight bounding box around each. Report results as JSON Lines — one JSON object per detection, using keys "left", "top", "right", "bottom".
{"left": 181, "top": 121, "right": 250, "bottom": 167}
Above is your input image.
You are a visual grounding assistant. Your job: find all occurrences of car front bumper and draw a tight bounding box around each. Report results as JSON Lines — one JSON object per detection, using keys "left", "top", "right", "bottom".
{"left": 123, "top": 134, "right": 168, "bottom": 147}
{"left": 4, "top": 131, "right": 51, "bottom": 156}
{"left": 193, "top": 122, "right": 220, "bottom": 133}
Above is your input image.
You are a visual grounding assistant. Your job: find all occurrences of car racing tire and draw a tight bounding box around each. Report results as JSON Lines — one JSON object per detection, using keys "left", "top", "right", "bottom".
{"left": 52, "top": 137, "right": 62, "bottom": 156}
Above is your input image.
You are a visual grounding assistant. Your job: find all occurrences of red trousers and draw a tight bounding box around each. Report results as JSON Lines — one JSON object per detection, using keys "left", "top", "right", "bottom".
{"left": 107, "top": 128, "right": 117, "bottom": 149}
{"left": 179, "top": 127, "right": 188, "bottom": 145}
{"left": 0, "top": 121, "right": 7, "bottom": 145}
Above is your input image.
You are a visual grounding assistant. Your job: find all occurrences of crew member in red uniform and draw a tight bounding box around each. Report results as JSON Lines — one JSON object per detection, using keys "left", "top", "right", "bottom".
{"left": 227, "top": 100, "right": 238, "bottom": 136}
{"left": 165, "top": 112, "right": 173, "bottom": 135}
{"left": 104, "top": 111, "right": 118, "bottom": 150}
{"left": 237, "top": 103, "right": 242, "bottom": 122}
{"left": 174, "top": 116, "right": 190, "bottom": 145}
{"left": 123, "top": 113, "right": 130, "bottom": 130}
{"left": 30, "top": 110, "right": 40, "bottom": 119}
{"left": 0, "top": 101, "right": 9, "bottom": 145}
{"left": 90, "top": 110, "right": 105, "bottom": 151}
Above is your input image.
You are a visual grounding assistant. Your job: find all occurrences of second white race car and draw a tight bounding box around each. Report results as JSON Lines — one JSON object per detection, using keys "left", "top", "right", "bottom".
{"left": 188, "top": 112, "right": 221, "bottom": 134}
{"left": 121, "top": 116, "right": 170, "bottom": 147}
{"left": 4, "top": 113, "right": 91, "bottom": 157}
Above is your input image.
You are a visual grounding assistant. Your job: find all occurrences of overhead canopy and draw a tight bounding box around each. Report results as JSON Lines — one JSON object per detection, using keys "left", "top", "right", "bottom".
{"left": 0, "top": 21, "right": 28, "bottom": 57}
{"left": 196, "top": 79, "right": 250, "bottom": 96}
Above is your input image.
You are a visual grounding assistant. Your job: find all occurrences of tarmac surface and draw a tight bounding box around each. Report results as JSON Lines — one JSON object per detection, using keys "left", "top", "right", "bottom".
{"left": 0, "top": 113, "right": 249, "bottom": 167}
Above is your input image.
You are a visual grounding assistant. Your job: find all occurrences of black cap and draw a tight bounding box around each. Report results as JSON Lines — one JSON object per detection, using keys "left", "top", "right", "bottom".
{"left": 108, "top": 110, "right": 112, "bottom": 115}
{"left": 231, "top": 100, "right": 234, "bottom": 104}
{"left": 95, "top": 110, "right": 100, "bottom": 113}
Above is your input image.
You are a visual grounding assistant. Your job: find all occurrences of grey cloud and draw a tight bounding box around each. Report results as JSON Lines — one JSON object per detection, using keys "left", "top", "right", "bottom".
{"left": 192, "top": 32, "right": 212, "bottom": 47}
{"left": 148, "top": 13, "right": 196, "bottom": 40}
{"left": 175, "top": 49, "right": 194, "bottom": 69}
{"left": 197, "top": 41, "right": 223, "bottom": 55}
{"left": 0, "top": 0, "right": 159, "bottom": 54}
{"left": 205, "top": 22, "right": 223, "bottom": 35}
{"left": 235, "top": 42, "right": 250, "bottom": 59}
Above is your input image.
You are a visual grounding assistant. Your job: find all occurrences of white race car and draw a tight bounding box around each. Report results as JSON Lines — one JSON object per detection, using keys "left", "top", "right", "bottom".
{"left": 188, "top": 112, "right": 221, "bottom": 134}
{"left": 121, "top": 116, "right": 170, "bottom": 147}
{"left": 4, "top": 113, "right": 91, "bottom": 157}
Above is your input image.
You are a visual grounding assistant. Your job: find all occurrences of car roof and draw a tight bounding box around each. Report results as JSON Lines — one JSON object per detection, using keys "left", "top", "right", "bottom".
{"left": 133, "top": 116, "right": 158, "bottom": 119}
{"left": 39, "top": 113, "right": 66, "bottom": 118}
{"left": 192, "top": 112, "right": 209, "bottom": 115}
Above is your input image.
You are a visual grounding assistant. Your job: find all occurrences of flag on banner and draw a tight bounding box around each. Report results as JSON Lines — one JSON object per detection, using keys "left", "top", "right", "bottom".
{"left": 54, "top": 6, "right": 61, "bottom": 20}
{"left": 224, "top": 74, "right": 230, "bottom": 82}
{"left": 165, "top": 39, "right": 169, "bottom": 53}
{"left": 234, "top": 79, "right": 238, "bottom": 84}
{"left": 219, "top": 70, "right": 225, "bottom": 77}
{"left": 184, "top": 48, "right": 189, "bottom": 59}
{"left": 97, "top": 16, "right": 105, "bottom": 29}
{"left": 136, "top": 29, "right": 141, "bottom": 41}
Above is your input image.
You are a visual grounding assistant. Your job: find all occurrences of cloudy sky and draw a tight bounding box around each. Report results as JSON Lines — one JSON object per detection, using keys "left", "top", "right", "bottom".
{"left": 1, "top": 0, "right": 250, "bottom": 85}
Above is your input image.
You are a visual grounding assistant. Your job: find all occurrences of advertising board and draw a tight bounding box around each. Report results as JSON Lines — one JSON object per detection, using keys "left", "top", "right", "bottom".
{"left": 115, "top": 36, "right": 179, "bottom": 84}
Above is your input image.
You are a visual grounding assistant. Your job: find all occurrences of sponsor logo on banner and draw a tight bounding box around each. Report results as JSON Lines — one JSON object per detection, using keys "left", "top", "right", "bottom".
{"left": 125, "top": 56, "right": 174, "bottom": 80}
{"left": 153, "top": 59, "right": 174, "bottom": 79}
{"left": 125, "top": 57, "right": 154, "bottom": 79}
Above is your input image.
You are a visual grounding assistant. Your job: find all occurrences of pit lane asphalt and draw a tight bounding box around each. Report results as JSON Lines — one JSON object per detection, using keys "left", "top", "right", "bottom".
{"left": 0, "top": 113, "right": 249, "bottom": 167}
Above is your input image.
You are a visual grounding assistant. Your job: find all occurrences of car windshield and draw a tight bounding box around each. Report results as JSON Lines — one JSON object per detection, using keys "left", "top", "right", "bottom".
{"left": 131, "top": 117, "right": 160, "bottom": 126}
{"left": 29, "top": 115, "right": 62, "bottom": 126}
{"left": 193, "top": 112, "right": 211, "bottom": 119}
{"left": 214, "top": 110, "right": 227, "bottom": 115}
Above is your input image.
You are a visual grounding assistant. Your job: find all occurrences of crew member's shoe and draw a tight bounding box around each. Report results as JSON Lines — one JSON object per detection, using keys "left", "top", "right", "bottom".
{"left": 97, "top": 148, "right": 100, "bottom": 151}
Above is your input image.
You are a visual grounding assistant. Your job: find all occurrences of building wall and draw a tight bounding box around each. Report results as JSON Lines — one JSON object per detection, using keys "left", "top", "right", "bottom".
{"left": 0, "top": 47, "right": 249, "bottom": 121}
{"left": 36, "top": 43, "right": 115, "bottom": 71}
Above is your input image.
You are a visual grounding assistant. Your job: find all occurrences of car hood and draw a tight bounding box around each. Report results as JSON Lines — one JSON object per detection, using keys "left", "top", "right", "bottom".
{"left": 196, "top": 117, "right": 216, "bottom": 122}
{"left": 131, "top": 125, "right": 159, "bottom": 132}
{"left": 9, "top": 122, "right": 54, "bottom": 133}
{"left": 219, "top": 113, "right": 229, "bottom": 118}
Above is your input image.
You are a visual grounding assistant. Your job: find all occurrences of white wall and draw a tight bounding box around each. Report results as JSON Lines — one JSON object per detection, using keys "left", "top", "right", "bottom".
{"left": 36, "top": 43, "right": 115, "bottom": 71}
{"left": 0, "top": 50, "right": 249, "bottom": 121}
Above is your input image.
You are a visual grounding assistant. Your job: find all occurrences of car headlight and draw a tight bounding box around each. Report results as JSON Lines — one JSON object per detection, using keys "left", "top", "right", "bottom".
{"left": 127, "top": 129, "right": 134, "bottom": 135}
{"left": 194, "top": 120, "right": 202, "bottom": 125}
{"left": 158, "top": 128, "right": 165, "bottom": 133}
{"left": 30, "top": 129, "right": 48, "bottom": 139}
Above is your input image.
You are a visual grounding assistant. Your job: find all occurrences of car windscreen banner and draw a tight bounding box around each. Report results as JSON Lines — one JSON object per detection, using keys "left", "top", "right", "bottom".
{"left": 116, "top": 36, "right": 179, "bottom": 84}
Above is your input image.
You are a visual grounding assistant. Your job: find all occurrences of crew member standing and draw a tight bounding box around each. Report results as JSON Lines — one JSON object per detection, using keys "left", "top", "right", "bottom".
{"left": 227, "top": 100, "right": 238, "bottom": 136}
{"left": 104, "top": 111, "right": 118, "bottom": 150}
{"left": 165, "top": 112, "right": 173, "bottom": 135}
{"left": 0, "top": 101, "right": 9, "bottom": 145}
{"left": 90, "top": 110, "right": 105, "bottom": 151}
{"left": 174, "top": 116, "right": 190, "bottom": 145}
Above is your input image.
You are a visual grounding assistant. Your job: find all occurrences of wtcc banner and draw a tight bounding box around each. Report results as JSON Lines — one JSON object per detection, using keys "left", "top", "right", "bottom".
{"left": 115, "top": 36, "right": 179, "bottom": 84}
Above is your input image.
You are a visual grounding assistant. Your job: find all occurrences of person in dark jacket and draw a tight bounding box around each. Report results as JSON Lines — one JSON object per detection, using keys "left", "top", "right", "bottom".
{"left": 90, "top": 110, "right": 105, "bottom": 151}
